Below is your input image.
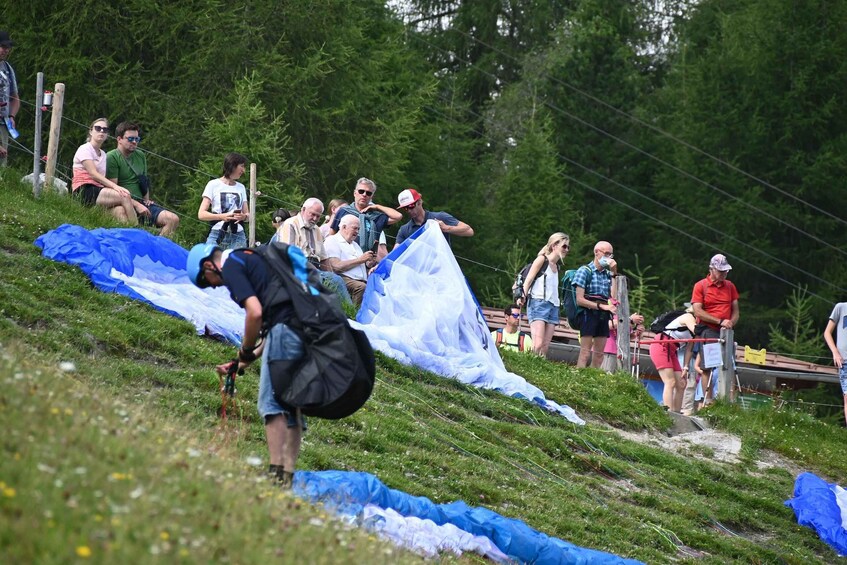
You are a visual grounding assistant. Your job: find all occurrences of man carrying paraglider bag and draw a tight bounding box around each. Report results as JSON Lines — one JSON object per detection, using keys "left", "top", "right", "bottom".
{"left": 186, "top": 241, "right": 375, "bottom": 489}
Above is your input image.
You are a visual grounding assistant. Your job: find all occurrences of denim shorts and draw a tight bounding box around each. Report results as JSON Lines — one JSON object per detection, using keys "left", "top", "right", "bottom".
{"left": 840, "top": 365, "right": 847, "bottom": 394}
{"left": 206, "top": 228, "right": 247, "bottom": 250}
{"left": 258, "top": 323, "right": 307, "bottom": 428}
{"left": 527, "top": 298, "right": 559, "bottom": 325}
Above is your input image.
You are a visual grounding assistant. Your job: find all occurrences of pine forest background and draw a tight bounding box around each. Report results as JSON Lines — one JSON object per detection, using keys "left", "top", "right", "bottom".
{"left": 7, "top": 0, "right": 847, "bottom": 356}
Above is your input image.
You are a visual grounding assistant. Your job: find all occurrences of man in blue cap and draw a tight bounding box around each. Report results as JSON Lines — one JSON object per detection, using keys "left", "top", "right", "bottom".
{"left": 186, "top": 243, "right": 303, "bottom": 488}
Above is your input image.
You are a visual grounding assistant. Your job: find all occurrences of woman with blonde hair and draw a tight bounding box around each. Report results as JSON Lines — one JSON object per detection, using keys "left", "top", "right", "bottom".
{"left": 518, "top": 232, "right": 570, "bottom": 357}
{"left": 71, "top": 118, "right": 139, "bottom": 223}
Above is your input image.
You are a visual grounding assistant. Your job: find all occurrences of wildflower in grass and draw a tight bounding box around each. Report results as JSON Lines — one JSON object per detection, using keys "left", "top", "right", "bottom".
{"left": 2, "top": 486, "right": 16, "bottom": 497}
{"left": 51, "top": 407, "right": 59, "bottom": 415}
{"left": 160, "top": 531, "right": 170, "bottom": 541}
{"left": 76, "top": 546, "right": 92, "bottom": 558}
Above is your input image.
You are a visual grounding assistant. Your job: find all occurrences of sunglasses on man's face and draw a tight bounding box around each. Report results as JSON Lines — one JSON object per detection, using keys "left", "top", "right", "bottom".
{"left": 509, "top": 312, "right": 521, "bottom": 319}
{"left": 125, "top": 136, "right": 141, "bottom": 143}
{"left": 357, "top": 189, "right": 374, "bottom": 197}
{"left": 93, "top": 125, "right": 109, "bottom": 133}
{"left": 402, "top": 202, "right": 418, "bottom": 211}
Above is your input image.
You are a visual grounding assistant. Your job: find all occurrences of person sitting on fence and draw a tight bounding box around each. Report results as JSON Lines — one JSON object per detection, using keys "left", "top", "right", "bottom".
{"left": 71, "top": 118, "right": 138, "bottom": 225}
{"left": 278, "top": 197, "right": 353, "bottom": 305}
{"left": 197, "top": 152, "right": 250, "bottom": 250}
{"left": 106, "top": 122, "right": 180, "bottom": 237}
{"left": 323, "top": 214, "right": 375, "bottom": 306}
{"left": 491, "top": 304, "right": 534, "bottom": 354}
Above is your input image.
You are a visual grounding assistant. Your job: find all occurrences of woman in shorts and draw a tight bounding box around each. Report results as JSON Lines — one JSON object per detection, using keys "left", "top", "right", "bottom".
{"left": 519, "top": 232, "right": 570, "bottom": 357}
{"left": 650, "top": 310, "right": 695, "bottom": 412}
{"left": 71, "top": 118, "right": 138, "bottom": 223}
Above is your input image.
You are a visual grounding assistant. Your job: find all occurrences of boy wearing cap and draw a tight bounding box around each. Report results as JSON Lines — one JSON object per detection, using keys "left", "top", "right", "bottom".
{"left": 0, "top": 30, "right": 19, "bottom": 166}
{"left": 395, "top": 188, "right": 474, "bottom": 247}
{"left": 823, "top": 302, "right": 847, "bottom": 426}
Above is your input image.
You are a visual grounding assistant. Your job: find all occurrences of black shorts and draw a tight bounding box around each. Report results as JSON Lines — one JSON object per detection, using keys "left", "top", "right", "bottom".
{"left": 74, "top": 184, "right": 103, "bottom": 207}
{"left": 579, "top": 308, "right": 611, "bottom": 338}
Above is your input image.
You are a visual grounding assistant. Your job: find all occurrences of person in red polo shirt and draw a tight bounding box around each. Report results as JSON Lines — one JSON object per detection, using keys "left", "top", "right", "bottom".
{"left": 688, "top": 253, "right": 739, "bottom": 405}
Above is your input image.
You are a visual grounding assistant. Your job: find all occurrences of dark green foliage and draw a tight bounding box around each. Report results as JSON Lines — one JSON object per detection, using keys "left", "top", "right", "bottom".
{"left": 6, "top": 0, "right": 847, "bottom": 354}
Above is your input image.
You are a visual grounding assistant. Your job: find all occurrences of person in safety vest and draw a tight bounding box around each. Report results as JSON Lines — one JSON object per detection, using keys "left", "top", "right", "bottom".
{"left": 187, "top": 243, "right": 303, "bottom": 489}
{"left": 491, "top": 304, "right": 534, "bottom": 354}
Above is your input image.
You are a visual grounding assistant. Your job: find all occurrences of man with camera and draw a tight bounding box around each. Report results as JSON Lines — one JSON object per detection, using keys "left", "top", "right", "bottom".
{"left": 394, "top": 188, "right": 474, "bottom": 248}
{"left": 574, "top": 240, "right": 619, "bottom": 368}
{"left": 323, "top": 214, "right": 376, "bottom": 305}
{"left": 278, "top": 197, "right": 353, "bottom": 305}
{"left": 106, "top": 122, "right": 180, "bottom": 236}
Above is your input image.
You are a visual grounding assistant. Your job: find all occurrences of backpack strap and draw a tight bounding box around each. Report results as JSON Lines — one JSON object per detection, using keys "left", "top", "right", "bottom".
{"left": 495, "top": 328, "right": 504, "bottom": 346}
{"left": 517, "top": 332, "right": 526, "bottom": 351}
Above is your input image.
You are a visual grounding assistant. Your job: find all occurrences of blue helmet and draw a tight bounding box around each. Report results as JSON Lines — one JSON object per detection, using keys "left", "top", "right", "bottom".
{"left": 186, "top": 243, "right": 220, "bottom": 288}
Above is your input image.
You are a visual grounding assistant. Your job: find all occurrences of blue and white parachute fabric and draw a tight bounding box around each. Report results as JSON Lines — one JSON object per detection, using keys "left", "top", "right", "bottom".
{"left": 355, "top": 220, "right": 584, "bottom": 425}
{"left": 34, "top": 224, "right": 245, "bottom": 345}
{"left": 295, "top": 470, "right": 642, "bottom": 564}
{"left": 785, "top": 472, "right": 847, "bottom": 556}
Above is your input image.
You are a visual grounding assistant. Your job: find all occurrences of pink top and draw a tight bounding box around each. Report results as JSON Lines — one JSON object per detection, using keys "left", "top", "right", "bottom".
{"left": 72, "top": 142, "right": 107, "bottom": 191}
{"left": 604, "top": 325, "right": 618, "bottom": 354}
{"left": 603, "top": 299, "right": 621, "bottom": 355}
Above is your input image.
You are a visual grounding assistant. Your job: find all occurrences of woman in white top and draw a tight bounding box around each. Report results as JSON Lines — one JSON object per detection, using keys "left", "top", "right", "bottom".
{"left": 519, "top": 232, "right": 570, "bottom": 357}
{"left": 197, "top": 152, "right": 251, "bottom": 250}
{"left": 71, "top": 118, "right": 138, "bottom": 224}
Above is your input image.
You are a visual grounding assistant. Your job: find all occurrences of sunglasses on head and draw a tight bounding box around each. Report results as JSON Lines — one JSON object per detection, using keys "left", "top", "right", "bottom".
{"left": 93, "top": 125, "right": 109, "bottom": 133}
{"left": 125, "top": 136, "right": 141, "bottom": 143}
{"left": 357, "top": 188, "right": 374, "bottom": 196}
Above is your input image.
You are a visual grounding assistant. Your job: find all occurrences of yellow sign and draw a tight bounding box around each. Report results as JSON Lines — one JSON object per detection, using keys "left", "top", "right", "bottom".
{"left": 744, "top": 346, "right": 767, "bottom": 365}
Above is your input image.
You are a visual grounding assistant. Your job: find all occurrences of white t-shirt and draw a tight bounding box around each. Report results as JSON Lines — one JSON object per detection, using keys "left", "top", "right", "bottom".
{"left": 324, "top": 233, "right": 367, "bottom": 281}
{"left": 529, "top": 263, "right": 560, "bottom": 306}
{"left": 829, "top": 302, "right": 847, "bottom": 359}
{"left": 202, "top": 178, "right": 247, "bottom": 232}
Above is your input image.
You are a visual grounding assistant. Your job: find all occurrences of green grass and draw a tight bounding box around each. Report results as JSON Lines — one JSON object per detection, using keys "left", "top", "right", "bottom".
{"left": 1, "top": 172, "right": 845, "bottom": 563}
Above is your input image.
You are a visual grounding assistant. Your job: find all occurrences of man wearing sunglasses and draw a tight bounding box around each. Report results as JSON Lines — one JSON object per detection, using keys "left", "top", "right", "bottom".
{"left": 330, "top": 177, "right": 402, "bottom": 258}
{"left": 394, "top": 188, "right": 474, "bottom": 248}
{"left": 107, "top": 122, "right": 180, "bottom": 236}
{"left": 0, "top": 30, "right": 19, "bottom": 167}
{"left": 491, "top": 304, "right": 534, "bottom": 353}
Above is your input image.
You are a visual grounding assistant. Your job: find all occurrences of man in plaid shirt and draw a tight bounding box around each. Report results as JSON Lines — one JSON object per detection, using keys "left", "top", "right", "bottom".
{"left": 573, "top": 241, "right": 618, "bottom": 368}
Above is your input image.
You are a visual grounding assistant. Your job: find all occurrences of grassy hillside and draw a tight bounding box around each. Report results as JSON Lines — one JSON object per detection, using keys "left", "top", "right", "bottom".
{"left": 1, "top": 172, "right": 845, "bottom": 563}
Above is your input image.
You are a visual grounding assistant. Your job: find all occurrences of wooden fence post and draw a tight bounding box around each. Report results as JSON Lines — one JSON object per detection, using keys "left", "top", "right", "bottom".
{"left": 717, "top": 327, "right": 735, "bottom": 402}
{"left": 44, "top": 83, "right": 65, "bottom": 192}
{"left": 32, "top": 73, "right": 44, "bottom": 197}
{"left": 248, "top": 163, "right": 257, "bottom": 247}
{"left": 615, "top": 275, "right": 631, "bottom": 375}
